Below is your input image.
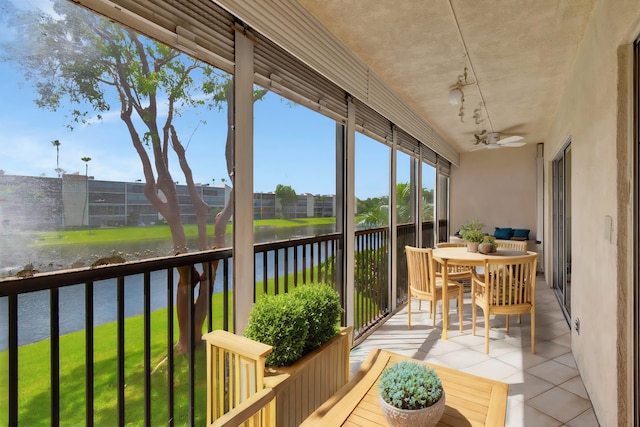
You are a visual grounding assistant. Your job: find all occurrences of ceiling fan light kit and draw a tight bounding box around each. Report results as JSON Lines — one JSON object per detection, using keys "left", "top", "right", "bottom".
{"left": 448, "top": 87, "right": 463, "bottom": 105}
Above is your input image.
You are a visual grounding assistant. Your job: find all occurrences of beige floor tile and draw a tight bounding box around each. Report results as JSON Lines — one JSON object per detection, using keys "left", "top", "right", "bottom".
{"left": 528, "top": 340, "right": 571, "bottom": 359}
{"left": 422, "top": 337, "right": 466, "bottom": 356}
{"left": 553, "top": 352, "right": 577, "bottom": 369}
{"left": 432, "top": 347, "right": 492, "bottom": 370}
{"left": 564, "top": 408, "right": 600, "bottom": 426}
{"left": 422, "top": 355, "right": 453, "bottom": 368}
{"left": 471, "top": 337, "right": 522, "bottom": 356}
{"left": 527, "top": 360, "right": 579, "bottom": 385}
{"left": 502, "top": 371, "right": 555, "bottom": 400}
{"left": 536, "top": 311, "right": 568, "bottom": 327}
{"left": 528, "top": 387, "right": 592, "bottom": 423}
{"left": 551, "top": 332, "right": 572, "bottom": 348}
{"left": 447, "top": 332, "right": 486, "bottom": 347}
{"left": 558, "top": 376, "right": 589, "bottom": 400}
{"left": 498, "top": 349, "right": 548, "bottom": 370}
{"left": 461, "top": 358, "right": 521, "bottom": 382}
{"left": 536, "top": 319, "right": 572, "bottom": 341}
{"left": 506, "top": 402, "right": 563, "bottom": 427}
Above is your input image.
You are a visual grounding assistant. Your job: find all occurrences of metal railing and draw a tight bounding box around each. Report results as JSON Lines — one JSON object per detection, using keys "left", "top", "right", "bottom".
{"left": 0, "top": 224, "right": 450, "bottom": 426}
{"left": 1, "top": 228, "right": 403, "bottom": 426}
{"left": 1, "top": 249, "right": 232, "bottom": 426}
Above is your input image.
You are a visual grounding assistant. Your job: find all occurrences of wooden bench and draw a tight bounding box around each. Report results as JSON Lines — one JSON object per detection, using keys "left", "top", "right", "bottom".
{"left": 301, "top": 349, "right": 509, "bottom": 426}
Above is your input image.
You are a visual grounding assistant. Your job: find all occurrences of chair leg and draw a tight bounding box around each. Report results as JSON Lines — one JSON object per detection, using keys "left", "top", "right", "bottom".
{"left": 431, "top": 300, "right": 436, "bottom": 327}
{"left": 408, "top": 293, "right": 412, "bottom": 329}
{"left": 471, "top": 298, "right": 477, "bottom": 336}
{"left": 531, "top": 308, "right": 536, "bottom": 354}
{"left": 506, "top": 314, "right": 510, "bottom": 332}
{"left": 484, "top": 310, "right": 490, "bottom": 354}
{"left": 458, "top": 288, "right": 463, "bottom": 332}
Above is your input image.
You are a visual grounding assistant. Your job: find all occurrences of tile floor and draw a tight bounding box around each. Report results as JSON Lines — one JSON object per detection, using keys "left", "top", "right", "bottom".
{"left": 349, "top": 277, "right": 600, "bottom": 426}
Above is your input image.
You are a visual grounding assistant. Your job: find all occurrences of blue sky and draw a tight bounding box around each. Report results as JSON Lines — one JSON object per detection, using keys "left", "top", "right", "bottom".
{"left": 0, "top": 0, "right": 431, "bottom": 200}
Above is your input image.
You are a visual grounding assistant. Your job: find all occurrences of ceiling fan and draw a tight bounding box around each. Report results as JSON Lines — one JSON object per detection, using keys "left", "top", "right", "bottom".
{"left": 472, "top": 131, "right": 525, "bottom": 150}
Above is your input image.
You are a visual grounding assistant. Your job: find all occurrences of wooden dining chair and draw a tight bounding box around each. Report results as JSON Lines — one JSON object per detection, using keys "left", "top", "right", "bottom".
{"left": 435, "top": 242, "right": 465, "bottom": 248}
{"left": 435, "top": 242, "right": 474, "bottom": 283}
{"left": 405, "top": 246, "right": 464, "bottom": 331}
{"left": 495, "top": 239, "right": 527, "bottom": 251}
{"left": 471, "top": 253, "right": 538, "bottom": 353}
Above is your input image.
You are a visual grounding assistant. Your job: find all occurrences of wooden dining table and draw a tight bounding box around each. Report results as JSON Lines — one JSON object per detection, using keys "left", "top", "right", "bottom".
{"left": 432, "top": 246, "right": 536, "bottom": 339}
{"left": 300, "top": 348, "right": 509, "bottom": 426}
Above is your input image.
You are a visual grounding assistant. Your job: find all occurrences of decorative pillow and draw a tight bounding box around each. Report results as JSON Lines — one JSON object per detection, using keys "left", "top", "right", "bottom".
{"left": 512, "top": 229, "right": 530, "bottom": 240}
{"left": 494, "top": 227, "right": 512, "bottom": 240}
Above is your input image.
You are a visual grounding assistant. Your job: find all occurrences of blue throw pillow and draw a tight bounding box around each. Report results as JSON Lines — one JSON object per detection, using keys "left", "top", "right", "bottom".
{"left": 512, "top": 229, "right": 530, "bottom": 239}
{"left": 494, "top": 227, "right": 512, "bottom": 240}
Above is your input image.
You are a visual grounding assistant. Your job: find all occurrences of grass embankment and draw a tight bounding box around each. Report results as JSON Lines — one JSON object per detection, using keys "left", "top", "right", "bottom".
{"left": 31, "top": 217, "right": 336, "bottom": 246}
{"left": 0, "top": 290, "right": 232, "bottom": 426}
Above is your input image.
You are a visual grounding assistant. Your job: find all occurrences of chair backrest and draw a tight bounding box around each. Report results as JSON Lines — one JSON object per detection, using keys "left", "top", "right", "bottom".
{"left": 405, "top": 246, "right": 436, "bottom": 296}
{"left": 481, "top": 253, "right": 537, "bottom": 307}
{"left": 436, "top": 242, "right": 466, "bottom": 248}
{"left": 495, "top": 239, "right": 527, "bottom": 251}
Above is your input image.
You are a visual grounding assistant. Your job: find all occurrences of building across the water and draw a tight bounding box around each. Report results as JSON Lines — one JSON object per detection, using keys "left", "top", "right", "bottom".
{"left": 0, "top": 173, "right": 335, "bottom": 230}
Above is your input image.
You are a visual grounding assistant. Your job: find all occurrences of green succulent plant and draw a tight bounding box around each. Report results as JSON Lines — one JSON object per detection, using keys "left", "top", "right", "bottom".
{"left": 378, "top": 361, "right": 443, "bottom": 410}
{"left": 481, "top": 235, "right": 496, "bottom": 247}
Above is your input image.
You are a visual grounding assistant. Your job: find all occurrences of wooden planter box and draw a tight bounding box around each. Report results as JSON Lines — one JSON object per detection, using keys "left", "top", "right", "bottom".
{"left": 263, "top": 326, "right": 353, "bottom": 427}
{"left": 204, "top": 326, "right": 353, "bottom": 427}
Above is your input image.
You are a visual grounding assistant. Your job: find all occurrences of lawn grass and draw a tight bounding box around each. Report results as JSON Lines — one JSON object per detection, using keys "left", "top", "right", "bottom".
{"left": 31, "top": 217, "right": 336, "bottom": 246}
{"left": 0, "top": 291, "right": 233, "bottom": 426}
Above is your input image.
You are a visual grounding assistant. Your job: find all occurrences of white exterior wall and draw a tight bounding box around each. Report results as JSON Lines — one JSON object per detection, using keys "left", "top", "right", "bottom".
{"left": 542, "top": 2, "right": 640, "bottom": 425}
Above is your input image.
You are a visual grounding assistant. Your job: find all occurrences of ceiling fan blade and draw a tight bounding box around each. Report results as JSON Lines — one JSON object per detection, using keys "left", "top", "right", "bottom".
{"left": 497, "top": 135, "right": 524, "bottom": 145}
{"left": 470, "top": 145, "right": 487, "bottom": 152}
{"left": 502, "top": 141, "right": 526, "bottom": 147}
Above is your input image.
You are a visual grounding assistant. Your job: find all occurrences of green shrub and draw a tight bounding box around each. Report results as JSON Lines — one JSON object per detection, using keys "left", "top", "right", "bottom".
{"left": 244, "top": 293, "right": 309, "bottom": 366}
{"left": 290, "top": 283, "right": 343, "bottom": 352}
{"left": 244, "top": 282, "right": 342, "bottom": 366}
{"left": 378, "top": 361, "right": 443, "bottom": 410}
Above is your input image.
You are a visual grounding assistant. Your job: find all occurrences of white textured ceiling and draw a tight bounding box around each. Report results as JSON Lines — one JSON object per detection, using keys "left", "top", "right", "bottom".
{"left": 297, "top": 0, "right": 596, "bottom": 152}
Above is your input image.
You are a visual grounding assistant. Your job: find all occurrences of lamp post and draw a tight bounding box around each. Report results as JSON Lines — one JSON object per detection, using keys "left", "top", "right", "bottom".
{"left": 81, "top": 157, "right": 91, "bottom": 226}
{"left": 52, "top": 139, "right": 63, "bottom": 178}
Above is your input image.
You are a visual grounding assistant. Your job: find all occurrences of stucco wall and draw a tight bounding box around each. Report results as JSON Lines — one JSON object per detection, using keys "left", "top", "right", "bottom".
{"left": 450, "top": 143, "right": 537, "bottom": 240}
{"left": 543, "top": 2, "right": 640, "bottom": 425}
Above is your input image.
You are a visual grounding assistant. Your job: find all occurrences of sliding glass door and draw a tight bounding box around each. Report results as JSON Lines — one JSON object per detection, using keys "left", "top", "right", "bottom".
{"left": 552, "top": 142, "right": 572, "bottom": 321}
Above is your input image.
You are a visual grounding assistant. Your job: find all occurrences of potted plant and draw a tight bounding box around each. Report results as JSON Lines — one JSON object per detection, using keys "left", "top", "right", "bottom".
{"left": 478, "top": 235, "right": 497, "bottom": 254}
{"left": 240, "top": 282, "right": 351, "bottom": 426}
{"left": 378, "top": 360, "right": 446, "bottom": 427}
{"left": 460, "top": 219, "right": 485, "bottom": 252}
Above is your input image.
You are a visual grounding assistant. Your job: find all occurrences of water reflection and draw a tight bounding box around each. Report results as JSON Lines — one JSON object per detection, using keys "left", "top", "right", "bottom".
{"left": 0, "top": 271, "right": 179, "bottom": 350}
{"left": 0, "top": 223, "right": 336, "bottom": 350}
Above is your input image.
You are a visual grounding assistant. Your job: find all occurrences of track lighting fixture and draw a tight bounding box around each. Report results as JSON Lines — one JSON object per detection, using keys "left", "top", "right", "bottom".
{"left": 448, "top": 67, "right": 475, "bottom": 122}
